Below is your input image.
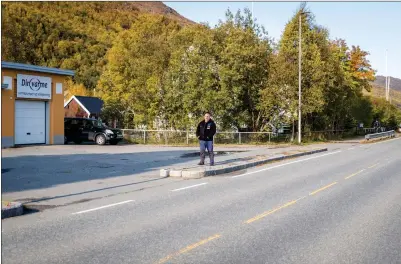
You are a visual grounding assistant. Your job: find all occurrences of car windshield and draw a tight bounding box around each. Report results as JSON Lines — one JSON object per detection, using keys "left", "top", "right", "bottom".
{"left": 91, "top": 120, "right": 106, "bottom": 128}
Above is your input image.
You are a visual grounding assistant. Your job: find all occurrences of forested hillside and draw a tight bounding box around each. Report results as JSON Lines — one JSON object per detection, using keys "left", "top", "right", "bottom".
{"left": 1, "top": 2, "right": 192, "bottom": 90}
{"left": 374, "top": 76, "right": 401, "bottom": 92}
{"left": 366, "top": 80, "right": 401, "bottom": 109}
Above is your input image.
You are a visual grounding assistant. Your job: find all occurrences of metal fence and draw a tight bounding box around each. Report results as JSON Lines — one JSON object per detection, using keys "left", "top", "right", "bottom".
{"left": 121, "top": 129, "right": 352, "bottom": 145}
{"left": 362, "top": 127, "right": 386, "bottom": 134}
{"left": 121, "top": 130, "right": 279, "bottom": 145}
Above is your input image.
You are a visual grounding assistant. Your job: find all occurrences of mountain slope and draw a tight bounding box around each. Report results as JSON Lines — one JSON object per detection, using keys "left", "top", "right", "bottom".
{"left": 1, "top": 2, "right": 194, "bottom": 89}
{"left": 129, "top": 2, "right": 194, "bottom": 25}
{"left": 373, "top": 75, "right": 401, "bottom": 92}
{"left": 366, "top": 77, "right": 401, "bottom": 109}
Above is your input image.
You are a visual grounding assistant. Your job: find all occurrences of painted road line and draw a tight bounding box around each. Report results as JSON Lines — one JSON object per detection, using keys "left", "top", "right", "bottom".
{"left": 344, "top": 169, "right": 366, "bottom": 180}
{"left": 157, "top": 233, "right": 221, "bottom": 264}
{"left": 72, "top": 200, "right": 134, "bottom": 215}
{"left": 309, "top": 182, "right": 337, "bottom": 196}
{"left": 368, "top": 163, "right": 379, "bottom": 169}
{"left": 245, "top": 196, "right": 306, "bottom": 224}
{"left": 171, "top": 182, "right": 208, "bottom": 192}
{"left": 232, "top": 151, "right": 342, "bottom": 179}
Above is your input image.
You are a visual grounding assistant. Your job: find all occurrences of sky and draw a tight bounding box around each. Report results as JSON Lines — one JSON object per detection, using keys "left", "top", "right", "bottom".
{"left": 164, "top": 1, "right": 401, "bottom": 79}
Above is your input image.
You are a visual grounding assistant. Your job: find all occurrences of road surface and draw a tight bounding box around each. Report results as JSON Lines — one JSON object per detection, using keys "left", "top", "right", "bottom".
{"left": 2, "top": 138, "right": 401, "bottom": 264}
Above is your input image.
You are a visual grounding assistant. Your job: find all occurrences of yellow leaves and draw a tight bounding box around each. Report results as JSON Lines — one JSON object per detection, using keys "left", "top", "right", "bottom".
{"left": 64, "top": 78, "right": 91, "bottom": 101}
{"left": 349, "top": 45, "right": 375, "bottom": 82}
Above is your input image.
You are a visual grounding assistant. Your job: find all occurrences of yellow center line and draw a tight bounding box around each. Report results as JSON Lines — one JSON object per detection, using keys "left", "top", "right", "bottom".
{"left": 157, "top": 234, "right": 221, "bottom": 264}
{"left": 344, "top": 169, "right": 366, "bottom": 180}
{"left": 245, "top": 196, "right": 305, "bottom": 224}
{"left": 368, "top": 163, "right": 379, "bottom": 169}
{"left": 309, "top": 182, "right": 337, "bottom": 196}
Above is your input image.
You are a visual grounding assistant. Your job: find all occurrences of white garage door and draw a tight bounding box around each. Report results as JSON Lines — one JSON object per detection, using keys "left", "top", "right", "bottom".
{"left": 15, "top": 100, "right": 46, "bottom": 145}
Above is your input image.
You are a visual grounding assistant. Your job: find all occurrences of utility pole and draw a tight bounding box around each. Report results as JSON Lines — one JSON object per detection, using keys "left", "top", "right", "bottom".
{"left": 388, "top": 76, "right": 391, "bottom": 103}
{"left": 385, "top": 49, "right": 388, "bottom": 101}
{"left": 298, "top": 12, "right": 302, "bottom": 144}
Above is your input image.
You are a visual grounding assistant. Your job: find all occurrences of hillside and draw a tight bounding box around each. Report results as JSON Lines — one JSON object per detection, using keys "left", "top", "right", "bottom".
{"left": 366, "top": 77, "right": 401, "bottom": 109}
{"left": 1, "top": 2, "right": 194, "bottom": 89}
{"left": 373, "top": 75, "right": 401, "bottom": 92}
{"left": 128, "top": 2, "right": 194, "bottom": 25}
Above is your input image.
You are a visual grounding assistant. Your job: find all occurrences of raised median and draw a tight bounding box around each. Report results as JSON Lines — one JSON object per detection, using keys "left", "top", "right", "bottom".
{"left": 161, "top": 148, "right": 328, "bottom": 179}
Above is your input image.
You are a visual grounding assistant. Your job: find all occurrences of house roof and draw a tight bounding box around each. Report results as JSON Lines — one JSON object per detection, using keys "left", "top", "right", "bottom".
{"left": 64, "top": 95, "right": 104, "bottom": 114}
{"left": 2, "top": 61, "right": 75, "bottom": 76}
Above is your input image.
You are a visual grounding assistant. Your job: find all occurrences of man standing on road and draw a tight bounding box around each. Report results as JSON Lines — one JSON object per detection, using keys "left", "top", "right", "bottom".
{"left": 196, "top": 112, "right": 216, "bottom": 166}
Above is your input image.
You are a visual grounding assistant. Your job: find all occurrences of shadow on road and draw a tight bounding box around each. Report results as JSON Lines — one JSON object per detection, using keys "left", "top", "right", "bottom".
{"left": 2, "top": 150, "right": 199, "bottom": 193}
{"left": 18, "top": 177, "right": 170, "bottom": 205}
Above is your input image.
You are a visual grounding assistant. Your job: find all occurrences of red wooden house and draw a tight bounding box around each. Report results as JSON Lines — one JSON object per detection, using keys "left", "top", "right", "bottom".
{"left": 64, "top": 95, "right": 104, "bottom": 119}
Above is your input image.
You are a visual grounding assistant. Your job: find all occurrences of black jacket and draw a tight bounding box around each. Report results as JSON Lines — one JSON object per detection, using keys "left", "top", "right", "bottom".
{"left": 196, "top": 120, "right": 216, "bottom": 141}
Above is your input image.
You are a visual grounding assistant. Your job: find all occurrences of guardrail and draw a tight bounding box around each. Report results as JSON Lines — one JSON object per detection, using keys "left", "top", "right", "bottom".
{"left": 365, "top": 130, "right": 395, "bottom": 141}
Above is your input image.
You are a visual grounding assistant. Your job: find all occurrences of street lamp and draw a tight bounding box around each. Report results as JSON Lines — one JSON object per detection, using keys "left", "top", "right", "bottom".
{"left": 298, "top": 10, "right": 310, "bottom": 144}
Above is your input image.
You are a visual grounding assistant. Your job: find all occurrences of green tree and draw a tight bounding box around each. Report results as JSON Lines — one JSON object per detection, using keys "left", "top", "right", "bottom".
{"left": 97, "top": 14, "right": 181, "bottom": 128}
{"left": 322, "top": 39, "right": 376, "bottom": 130}
{"left": 163, "top": 8, "right": 272, "bottom": 131}
{"left": 215, "top": 8, "right": 272, "bottom": 131}
{"left": 260, "top": 5, "right": 326, "bottom": 136}
{"left": 163, "top": 24, "right": 225, "bottom": 130}
{"left": 371, "top": 97, "right": 401, "bottom": 128}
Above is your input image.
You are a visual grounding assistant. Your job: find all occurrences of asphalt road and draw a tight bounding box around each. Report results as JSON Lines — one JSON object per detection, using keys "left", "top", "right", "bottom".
{"left": 2, "top": 138, "right": 401, "bottom": 264}
{"left": 2, "top": 143, "right": 322, "bottom": 208}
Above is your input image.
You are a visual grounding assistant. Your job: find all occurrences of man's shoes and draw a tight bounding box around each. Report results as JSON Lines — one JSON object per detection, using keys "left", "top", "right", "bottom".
{"left": 210, "top": 163, "right": 214, "bottom": 166}
{"left": 197, "top": 162, "right": 204, "bottom": 165}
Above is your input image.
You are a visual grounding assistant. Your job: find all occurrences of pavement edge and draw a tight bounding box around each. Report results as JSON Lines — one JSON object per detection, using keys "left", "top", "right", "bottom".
{"left": 1, "top": 202, "right": 24, "bottom": 219}
{"left": 161, "top": 148, "right": 328, "bottom": 178}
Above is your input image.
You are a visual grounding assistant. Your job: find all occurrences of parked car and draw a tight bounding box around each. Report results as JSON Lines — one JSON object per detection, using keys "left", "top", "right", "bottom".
{"left": 64, "top": 117, "right": 123, "bottom": 145}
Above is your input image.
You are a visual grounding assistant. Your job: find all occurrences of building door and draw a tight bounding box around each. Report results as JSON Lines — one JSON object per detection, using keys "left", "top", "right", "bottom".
{"left": 15, "top": 100, "right": 46, "bottom": 144}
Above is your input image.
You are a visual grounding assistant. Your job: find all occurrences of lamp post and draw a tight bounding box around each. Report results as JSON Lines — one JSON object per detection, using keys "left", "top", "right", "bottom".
{"left": 298, "top": 10, "right": 310, "bottom": 144}
{"left": 298, "top": 12, "right": 302, "bottom": 144}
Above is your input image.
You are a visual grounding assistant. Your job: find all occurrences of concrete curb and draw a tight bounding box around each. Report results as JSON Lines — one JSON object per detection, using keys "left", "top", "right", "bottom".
{"left": 161, "top": 148, "right": 328, "bottom": 179}
{"left": 2, "top": 202, "right": 24, "bottom": 219}
{"left": 181, "top": 170, "right": 205, "bottom": 179}
{"left": 362, "top": 134, "right": 398, "bottom": 144}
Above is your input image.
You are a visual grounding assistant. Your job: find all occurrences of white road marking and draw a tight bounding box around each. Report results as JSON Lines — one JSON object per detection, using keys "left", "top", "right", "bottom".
{"left": 232, "top": 151, "right": 342, "bottom": 179}
{"left": 72, "top": 200, "right": 134, "bottom": 215}
{"left": 348, "top": 147, "right": 355, "bottom": 150}
{"left": 171, "top": 183, "right": 208, "bottom": 192}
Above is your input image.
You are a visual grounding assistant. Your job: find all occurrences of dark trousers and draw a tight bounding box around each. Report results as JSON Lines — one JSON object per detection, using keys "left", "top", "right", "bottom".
{"left": 199, "top": 140, "right": 214, "bottom": 164}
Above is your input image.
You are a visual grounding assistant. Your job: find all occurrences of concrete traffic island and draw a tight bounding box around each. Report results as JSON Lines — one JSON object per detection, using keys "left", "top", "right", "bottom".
{"left": 161, "top": 148, "right": 328, "bottom": 179}
{"left": 2, "top": 201, "right": 24, "bottom": 219}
